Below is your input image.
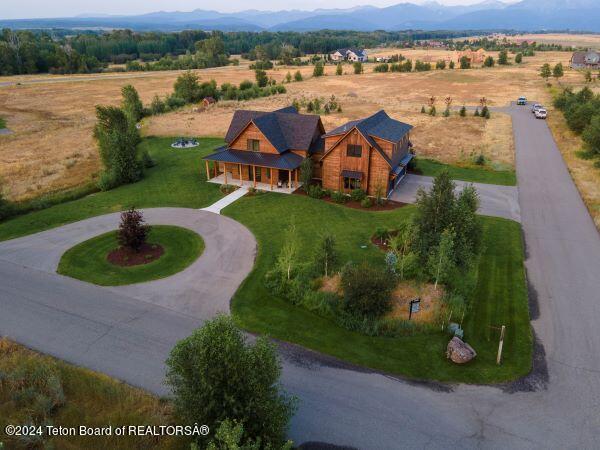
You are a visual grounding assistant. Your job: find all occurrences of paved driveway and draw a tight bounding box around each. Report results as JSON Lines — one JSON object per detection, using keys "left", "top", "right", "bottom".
{"left": 1, "top": 105, "right": 600, "bottom": 448}
{"left": 390, "top": 174, "right": 521, "bottom": 221}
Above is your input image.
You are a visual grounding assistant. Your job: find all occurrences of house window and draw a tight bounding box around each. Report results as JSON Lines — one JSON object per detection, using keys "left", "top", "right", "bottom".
{"left": 266, "top": 168, "right": 271, "bottom": 179}
{"left": 343, "top": 177, "right": 361, "bottom": 190}
{"left": 247, "top": 139, "right": 260, "bottom": 152}
{"left": 346, "top": 144, "right": 362, "bottom": 158}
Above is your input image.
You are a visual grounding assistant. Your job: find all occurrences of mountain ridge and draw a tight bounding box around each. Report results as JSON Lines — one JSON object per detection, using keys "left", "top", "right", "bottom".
{"left": 1, "top": 0, "right": 599, "bottom": 32}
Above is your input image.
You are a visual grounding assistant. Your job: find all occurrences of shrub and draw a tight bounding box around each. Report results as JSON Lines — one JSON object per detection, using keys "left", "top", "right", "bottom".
{"left": 498, "top": 50, "right": 509, "bottom": 65}
{"left": 361, "top": 197, "right": 373, "bottom": 208}
{"left": 515, "top": 53, "right": 523, "bottom": 64}
{"left": 140, "top": 150, "right": 155, "bottom": 168}
{"left": 150, "top": 94, "right": 166, "bottom": 114}
{"left": 429, "top": 106, "right": 436, "bottom": 116}
{"left": 449, "top": 61, "right": 455, "bottom": 69}
{"left": 353, "top": 62, "right": 363, "bottom": 74}
{"left": 313, "top": 62, "right": 324, "bottom": 77}
{"left": 336, "top": 63, "right": 343, "bottom": 75}
{"left": 350, "top": 189, "right": 366, "bottom": 202}
{"left": 306, "top": 184, "right": 325, "bottom": 199}
{"left": 331, "top": 190, "right": 348, "bottom": 203}
{"left": 166, "top": 95, "right": 186, "bottom": 109}
{"left": 459, "top": 105, "right": 466, "bottom": 117}
{"left": 373, "top": 63, "right": 389, "bottom": 73}
{"left": 436, "top": 60, "right": 446, "bottom": 70}
{"left": 294, "top": 70, "right": 303, "bottom": 82}
{"left": 220, "top": 184, "right": 238, "bottom": 194}
{"left": 166, "top": 315, "right": 296, "bottom": 448}
{"left": 374, "top": 226, "right": 389, "bottom": 243}
{"left": 421, "top": 106, "right": 426, "bottom": 114}
{"left": 474, "top": 154, "right": 486, "bottom": 165}
{"left": 481, "top": 105, "right": 490, "bottom": 119}
{"left": 117, "top": 207, "right": 150, "bottom": 252}
{"left": 300, "top": 158, "right": 313, "bottom": 188}
{"left": 483, "top": 56, "right": 495, "bottom": 67}
{"left": 340, "top": 263, "right": 395, "bottom": 319}
{"left": 255, "top": 69, "right": 268, "bottom": 87}
{"left": 474, "top": 108, "right": 480, "bottom": 117}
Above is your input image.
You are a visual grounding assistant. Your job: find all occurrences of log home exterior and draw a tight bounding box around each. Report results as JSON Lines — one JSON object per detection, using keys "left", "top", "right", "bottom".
{"left": 202, "top": 107, "right": 413, "bottom": 197}
{"left": 320, "top": 110, "right": 413, "bottom": 197}
{"left": 202, "top": 106, "right": 325, "bottom": 190}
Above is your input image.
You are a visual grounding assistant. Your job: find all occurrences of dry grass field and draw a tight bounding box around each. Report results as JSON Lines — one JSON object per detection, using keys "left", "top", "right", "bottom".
{"left": 0, "top": 48, "right": 578, "bottom": 202}
{"left": 503, "top": 33, "right": 600, "bottom": 48}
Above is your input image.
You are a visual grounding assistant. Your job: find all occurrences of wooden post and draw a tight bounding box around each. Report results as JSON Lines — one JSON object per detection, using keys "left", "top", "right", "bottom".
{"left": 224, "top": 164, "right": 228, "bottom": 185}
{"left": 295, "top": 169, "right": 298, "bottom": 188}
{"left": 253, "top": 165, "right": 256, "bottom": 188}
{"left": 239, "top": 164, "right": 243, "bottom": 186}
{"left": 213, "top": 164, "right": 217, "bottom": 178}
{"left": 205, "top": 160, "right": 210, "bottom": 180}
{"left": 496, "top": 325, "right": 506, "bottom": 365}
{"left": 270, "top": 171, "right": 273, "bottom": 190}
{"left": 288, "top": 170, "right": 292, "bottom": 189}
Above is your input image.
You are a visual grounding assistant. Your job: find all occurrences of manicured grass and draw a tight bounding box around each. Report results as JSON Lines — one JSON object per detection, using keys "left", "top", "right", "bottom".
{"left": 225, "top": 193, "right": 531, "bottom": 383}
{"left": 0, "top": 137, "right": 224, "bottom": 242}
{"left": 413, "top": 158, "right": 517, "bottom": 186}
{"left": 0, "top": 339, "right": 182, "bottom": 450}
{"left": 58, "top": 225, "right": 204, "bottom": 286}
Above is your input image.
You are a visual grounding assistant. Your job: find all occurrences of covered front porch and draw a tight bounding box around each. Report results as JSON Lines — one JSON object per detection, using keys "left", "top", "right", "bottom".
{"left": 202, "top": 147, "right": 303, "bottom": 193}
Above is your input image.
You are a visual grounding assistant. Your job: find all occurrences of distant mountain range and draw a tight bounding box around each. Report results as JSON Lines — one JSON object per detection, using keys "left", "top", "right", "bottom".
{"left": 2, "top": 0, "right": 599, "bottom": 32}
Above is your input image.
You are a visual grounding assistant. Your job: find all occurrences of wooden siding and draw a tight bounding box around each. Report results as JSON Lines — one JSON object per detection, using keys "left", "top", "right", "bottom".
{"left": 322, "top": 131, "right": 374, "bottom": 193}
{"left": 367, "top": 151, "right": 391, "bottom": 195}
{"left": 229, "top": 123, "right": 278, "bottom": 154}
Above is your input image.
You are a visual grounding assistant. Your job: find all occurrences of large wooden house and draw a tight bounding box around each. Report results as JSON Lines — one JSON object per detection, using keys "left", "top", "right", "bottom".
{"left": 202, "top": 107, "right": 413, "bottom": 197}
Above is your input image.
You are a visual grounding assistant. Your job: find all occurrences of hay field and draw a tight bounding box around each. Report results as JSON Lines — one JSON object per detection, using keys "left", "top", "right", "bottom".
{"left": 0, "top": 48, "right": 572, "bottom": 201}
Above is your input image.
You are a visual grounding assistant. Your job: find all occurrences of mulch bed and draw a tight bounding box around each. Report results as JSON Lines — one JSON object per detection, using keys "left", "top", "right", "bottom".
{"left": 294, "top": 189, "right": 407, "bottom": 212}
{"left": 107, "top": 243, "right": 164, "bottom": 267}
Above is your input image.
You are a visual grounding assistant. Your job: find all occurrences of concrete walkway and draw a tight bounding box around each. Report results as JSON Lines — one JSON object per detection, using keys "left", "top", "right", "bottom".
{"left": 391, "top": 174, "right": 521, "bottom": 222}
{"left": 201, "top": 187, "right": 248, "bottom": 214}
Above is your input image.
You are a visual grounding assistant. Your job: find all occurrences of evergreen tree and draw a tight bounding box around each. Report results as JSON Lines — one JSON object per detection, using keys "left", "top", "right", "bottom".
{"left": 515, "top": 53, "right": 523, "bottom": 63}
{"left": 336, "top": 63, "right": 343, "bottom": 75}
{"left": 255, "top": 69, "right": 268, "bottom": 87}
{"left": 293, "top": 70, "right": 302, "bottom": 82}
{"left": 553, "top": 63, "right": 564, "bottom": 82}
{"left": 313, "top": 61, "right": 324, "bottom": 77}
{"left": 498, "top": 50, "right": 509, "bottom": 65}
{"left": 353, "top": 61, "right": 363, "bottom": 74}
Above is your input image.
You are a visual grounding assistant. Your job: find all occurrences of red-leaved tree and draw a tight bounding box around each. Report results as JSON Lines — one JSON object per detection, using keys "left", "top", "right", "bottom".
{"left": 118, "top": 207, "right": 150, "bottom": 252}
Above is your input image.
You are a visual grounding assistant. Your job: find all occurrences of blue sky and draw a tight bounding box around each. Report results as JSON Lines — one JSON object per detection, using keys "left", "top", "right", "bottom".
{"left": 2, "top": 0, "right": 509, "bottom": 20}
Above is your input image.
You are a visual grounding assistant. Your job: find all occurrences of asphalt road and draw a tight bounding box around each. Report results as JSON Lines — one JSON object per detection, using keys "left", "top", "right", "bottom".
{"left": 390, "top": 174, "right": 521, "bottom": 222}
{"left": 1, "top": 105, "right": 599, "bottom": 448}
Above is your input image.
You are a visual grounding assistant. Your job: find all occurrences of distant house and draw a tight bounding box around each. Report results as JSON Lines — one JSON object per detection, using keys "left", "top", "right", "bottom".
{"left": 375, "top": 56, "right": 391, "bottom": 63}
{"left": 202, "top": 107, "right": 413, "bottom": 197}
{"left": 331, "top": 48, "right": 368, "bottom": 63}
{"left": 570, "top": 50, "right": 600, "bottom": 69}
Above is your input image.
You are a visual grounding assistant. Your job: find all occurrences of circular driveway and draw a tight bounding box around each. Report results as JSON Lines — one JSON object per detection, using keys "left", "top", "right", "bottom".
{"left": 0, "top": 207, "right": 256, "bottom": 319}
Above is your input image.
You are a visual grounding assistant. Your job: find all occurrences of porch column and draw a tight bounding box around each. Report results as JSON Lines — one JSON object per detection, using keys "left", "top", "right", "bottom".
{"left": 270, "top": 171, "right": 273, "bottom": 190}
{"left": 205, "top": 160, "right": 210, "bottom": 180}
{"left": 224, "top": 164, "right": 228, "bottom": 184}
{"left": 288, "top": 170, "right": 292, "bottom": 189}
{"left": 253, "top": 165, "right": 257, "bottom": 188}
{"left": 213, "top": 163, "right": 217, "bottom": 178}
{"left": 295, "top": 169, "right": 298, "bottom": 188}
{"left": 239, "top": 164, "right": 243, "bottom": 186}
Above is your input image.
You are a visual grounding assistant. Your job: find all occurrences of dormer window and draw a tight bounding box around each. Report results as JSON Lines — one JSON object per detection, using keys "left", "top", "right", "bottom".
{"left": 247, "top": 139, "right": 260, "bottom": 152}
{"left": 347, "top": 144, "right": 362, "bottom": 157}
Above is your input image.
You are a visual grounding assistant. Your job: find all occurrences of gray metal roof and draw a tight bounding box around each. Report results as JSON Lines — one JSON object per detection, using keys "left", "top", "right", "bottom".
{"left": 202, "top": 147, "right": 304, "bottom": 170}
{"left": 324, "top": 110, "right": 412, "bottom": 143}
{"left": 225, "top": 106, "right": 323, "bottom": 154}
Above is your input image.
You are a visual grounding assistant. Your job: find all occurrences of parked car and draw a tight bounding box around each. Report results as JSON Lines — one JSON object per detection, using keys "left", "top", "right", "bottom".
{"left": 535, "top": 109, "right": 547, "bottom": 119}
{"left": 517, "top": 97, "right": 527, "bottom": 105}
{"left": 531, "top": 104, "right": 543, "bottom": 114}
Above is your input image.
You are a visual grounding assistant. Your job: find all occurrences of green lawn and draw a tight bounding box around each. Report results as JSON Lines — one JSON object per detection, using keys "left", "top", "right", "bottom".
{"left": 57, "top": 225, "right": 204, "bottom": 286}
{"left": 224, "top": 193, "right": 532, "bottom": 383}
{"left": 412, "top": 158, "right": 517, "bottom": 186}
{"left": 0, "top": 137, "right": 224, "bottom": 242}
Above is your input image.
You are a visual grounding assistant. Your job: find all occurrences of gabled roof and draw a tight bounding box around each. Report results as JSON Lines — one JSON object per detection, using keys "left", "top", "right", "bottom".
{"left": 324, "top": 110, "right": 412, "bottom": 143}
{"left": 333, "top": 48, "right": 367, "bottom": 57}
{"left": 225, "top": 106, "right": 322, "bottom": 154}
{"left": 321, "top": 111, "right": 413, "bottom": 167}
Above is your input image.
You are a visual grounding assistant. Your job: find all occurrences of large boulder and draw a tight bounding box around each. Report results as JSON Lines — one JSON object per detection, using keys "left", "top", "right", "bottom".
{"left": 446, "top": 337, "right": 477, "bottom": 364}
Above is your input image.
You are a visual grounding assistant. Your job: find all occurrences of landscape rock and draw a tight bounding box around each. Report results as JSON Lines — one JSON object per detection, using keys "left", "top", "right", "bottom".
{"left": 446, "top": 337, "right": 477, "bottom": 364}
